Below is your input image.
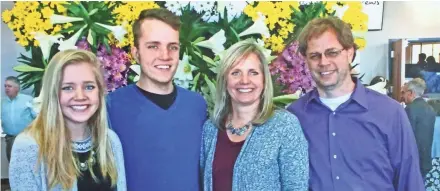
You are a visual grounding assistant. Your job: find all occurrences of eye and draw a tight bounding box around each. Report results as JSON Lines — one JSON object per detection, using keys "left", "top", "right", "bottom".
{"left": 85, "top": 84, "right": 95, "bottom": 90}
{"left": 231, "top": 71, "right": 240, "bottom": 76}
{"left": 309, "top": 54, "right": 320, "bottom": 60}
{"left": 250, "top": 71, "right": 259, "bottom": 75}
{"left": 327, "top": 51, "right": 340, "bottom": 57}
{"left": 61, "top": 86, "right": 73, "bottom": 91}
{"left": 147, "top": 45, "right": 158, "bottom": 49}
{"left": 169, "top": 45, "right": 179, "bottom": 51}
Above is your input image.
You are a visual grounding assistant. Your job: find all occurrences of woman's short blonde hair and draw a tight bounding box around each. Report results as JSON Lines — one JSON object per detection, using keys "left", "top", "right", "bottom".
{"left": 212, "top": 39, "right": 275, "bottom": 129}
{"left": 26, "top": 49, "right": 117, "bottom": 189}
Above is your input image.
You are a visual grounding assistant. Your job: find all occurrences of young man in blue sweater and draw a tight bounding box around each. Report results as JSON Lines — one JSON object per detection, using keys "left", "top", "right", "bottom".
{"left": 106, "top": 8, "right": 207, "bottom": 191}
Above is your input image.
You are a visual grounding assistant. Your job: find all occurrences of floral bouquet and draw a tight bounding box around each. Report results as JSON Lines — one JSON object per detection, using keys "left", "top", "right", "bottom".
{"left": 2, "top": 1, "right": 369, "bottom": 110}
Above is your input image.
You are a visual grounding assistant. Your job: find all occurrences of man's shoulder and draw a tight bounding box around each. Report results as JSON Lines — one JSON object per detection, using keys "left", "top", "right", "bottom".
{"left": 108, "top": 85, "right": 135, "bottom": 98}
{"left": 363, "top": 88, "right": 402, "bottom": 111}
{"left": 287, "top": 92, "right": 313, "bottom": 114}
{"left": 176, "top": 86, "right": 206, "bottom": 103}
{"left": 106, "top": 85, "right": 139, "bottom": 106}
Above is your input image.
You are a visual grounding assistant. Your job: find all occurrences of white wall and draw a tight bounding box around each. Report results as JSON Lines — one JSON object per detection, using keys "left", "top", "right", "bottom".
{"left": 360, "top": 1, "right": 440, "bottom": 83}
{"left": 1, "top": 1, "right": 32, "bottom": 98}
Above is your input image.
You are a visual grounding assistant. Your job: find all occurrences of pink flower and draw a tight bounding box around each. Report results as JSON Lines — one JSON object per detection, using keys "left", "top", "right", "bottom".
{"left": 76, "top": 38, "right": 130, "bottom": 92}
{"left": 269, "top": 41, "right": 315, "bottom": 94}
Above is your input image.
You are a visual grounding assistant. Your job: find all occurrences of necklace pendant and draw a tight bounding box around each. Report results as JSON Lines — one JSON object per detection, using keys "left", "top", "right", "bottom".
{"left": 79, "top": 162, "right": 88, "bottom": 171}
{"left": 226, "top": 121, "right": 251, "bottom": 136}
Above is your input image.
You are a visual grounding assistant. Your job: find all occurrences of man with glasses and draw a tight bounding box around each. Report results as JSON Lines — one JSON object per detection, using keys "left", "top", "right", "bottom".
{"left": 402, "top": 78, "right": 435, "bottom": 180}
{"left": 287, "top": 17, "right": 424, "bottom": 190}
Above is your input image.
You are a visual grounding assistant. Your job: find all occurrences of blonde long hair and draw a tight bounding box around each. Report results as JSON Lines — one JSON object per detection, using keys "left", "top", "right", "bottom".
{"left": 25, "top": 49, "right": 118, "bottom": 189}
{"left": 212, "top": 39, "right": 275, "bottom": 129}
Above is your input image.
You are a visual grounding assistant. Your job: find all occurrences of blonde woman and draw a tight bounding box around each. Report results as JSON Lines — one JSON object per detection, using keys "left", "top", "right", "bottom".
{"left": 9, "top": 49, "right": 126, "bottom": 191}
{"left": 200, "top": 39, "right": 309, "bottom": 190}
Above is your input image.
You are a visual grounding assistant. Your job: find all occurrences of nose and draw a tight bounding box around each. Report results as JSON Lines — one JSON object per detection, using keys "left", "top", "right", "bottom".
{"left": 318, "top": 55, "right": 332, "bottom": 67}
{"left": 158, "top": 47, "right": 171, "bottom": 60}
{"left": 240, "top": 74, "right": 250, "bottom": 84}
{"left": 74, "top": 88, "right": 86, "bottom": 100}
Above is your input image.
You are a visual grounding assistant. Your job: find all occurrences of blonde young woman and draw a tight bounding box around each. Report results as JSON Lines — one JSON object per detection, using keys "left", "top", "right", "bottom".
{"left": 200, "top": 39, "right": 309, "bottom": 191}
{"left": 9, "top": 50, "right": 126, "bottom": 191}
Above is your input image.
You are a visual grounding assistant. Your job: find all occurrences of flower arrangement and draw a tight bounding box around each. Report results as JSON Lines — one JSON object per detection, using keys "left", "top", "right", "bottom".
{"left": 2, "top": 1, "right": 369, "bottom": 109}
{"left": 76, "top": 38, "right": 130, "bottom": 92}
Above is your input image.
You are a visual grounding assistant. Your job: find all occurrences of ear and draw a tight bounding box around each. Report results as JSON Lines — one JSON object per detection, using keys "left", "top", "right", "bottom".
{"left": 347, "top": 46, "right": 355, "bottom": 63}
{"left": 131, "top": 46, "right": 139, "bottom": 63}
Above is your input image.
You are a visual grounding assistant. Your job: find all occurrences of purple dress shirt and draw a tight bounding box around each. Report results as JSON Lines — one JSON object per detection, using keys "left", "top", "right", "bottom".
{"left": 287, "top": 79, "right": 425, "bottom": 191}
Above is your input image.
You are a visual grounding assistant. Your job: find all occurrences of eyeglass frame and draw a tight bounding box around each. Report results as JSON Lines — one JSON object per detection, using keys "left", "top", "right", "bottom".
{"left": 305, "top": 48, "right": 346, "bottom": 61}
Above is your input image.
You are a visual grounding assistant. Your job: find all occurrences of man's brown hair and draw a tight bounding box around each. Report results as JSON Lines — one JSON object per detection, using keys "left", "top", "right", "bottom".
{"left": 132, "top": 8, "right": 181, "bottom": 48}
{"left": 297, "top": 16, "right": 357, "bottom": 57}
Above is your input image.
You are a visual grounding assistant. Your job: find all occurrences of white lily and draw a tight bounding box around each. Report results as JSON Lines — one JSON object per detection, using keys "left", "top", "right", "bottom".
{"left": 50, "top": 14, "right": 84, "bottom": 25}
{"left": 29, "top": 89, "right": 44, "bottom": 114}
{"left": 130, "top": 64, "right": 141, "bottom": 82}
{"left": 195, "top": 29, "right": 226, "bottom": 55}
{"left": 57, "top": 25, "right": 87, "bottom": 51}
{"left": 256, "top": 39, "right": 276, "bottom": 62}
{"left": 174, "top": 54, "right": 197, "bottom": 88}
{"left": 332, "top": 4, "right": 349, "bottom": 19}
{"left": 95, "top": 22, "right": 127, "bottom": 42}
{"left": 32, "top": 32, "right": 64, "bottom": 60}
{"left": 239, "top": 12, "right": 270, "bottom": 38}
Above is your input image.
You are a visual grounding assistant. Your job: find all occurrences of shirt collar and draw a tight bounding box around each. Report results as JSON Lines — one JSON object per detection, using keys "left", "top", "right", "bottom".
{"left": 304, "top": 78, "right": 369, "bottom": 110}
{"left": 6, "top": 94, "right": 19, "bottom": 102}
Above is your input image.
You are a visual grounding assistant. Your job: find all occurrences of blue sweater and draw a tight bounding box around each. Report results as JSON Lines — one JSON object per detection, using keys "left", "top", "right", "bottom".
{"left": 201, "top": 109, "right": 309, "bottom": 191}
{"left": 107, "top": 84, "right": 207, "bottom": 191}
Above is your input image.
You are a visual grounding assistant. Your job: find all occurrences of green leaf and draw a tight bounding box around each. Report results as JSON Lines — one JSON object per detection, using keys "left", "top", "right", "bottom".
{"left": 26, "top": 74, "right": 43, "bottom": 84}
{"left": 102, "top": 37, "right": 111, "bottom": 53}
{"left": 66, "top": 2, "right": 82, "bottom": 16}
{"left": 91, "top": 23, "right": 111, "bottom": 35}
{"left": 13, "top": 64, "right": 45, "bottom": 72}
{"left": 204, "top": 75, "right": 217, "bottom": 101}
{"left": 192, "top": 37, "right": 206, "bottom": 44}
{"left": 88, "top": 8, "right": 98, "bottom": 16}
{"left": 229, "top": 26, "right": 241, "bottom": 43}
{"left": 191, "top": 72, "right": 201, "bottom": 91}
{"left": 193, "top": 51, "right": 216, "bottom": 67}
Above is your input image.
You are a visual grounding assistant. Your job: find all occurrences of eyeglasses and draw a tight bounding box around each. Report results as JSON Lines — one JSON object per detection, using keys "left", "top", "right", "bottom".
{"left": 306, "top": 48, "right": 345, "bottom": 61}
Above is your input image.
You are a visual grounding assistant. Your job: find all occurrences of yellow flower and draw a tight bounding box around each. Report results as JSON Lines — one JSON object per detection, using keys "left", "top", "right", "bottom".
{"left": 56, "top": 3, "right": 67, "bottom": 13}
{"left": 112, "top": 2, "right": 160, "bottom": 47}
{"left": 18, "top": 37, "right": 29, "bottom": 46}
{"left": 2, "top": 10, "right": 13, "bottom": 23}
{"left": 63, "top": 23, "right": 73, "bottom": 29}
{"left": 41, "top": 6, "right": 54, "bottom": 19}
{"left": 355, "top": 38, "right": 366, "bottom": 50}
{"left": 52, "top": 25, "right": 62, "bottom": 33}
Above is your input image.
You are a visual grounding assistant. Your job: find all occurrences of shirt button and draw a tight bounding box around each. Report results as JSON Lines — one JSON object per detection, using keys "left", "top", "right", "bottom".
{"left": 332, "top": 132, "right": 336, "bottom": 136}
{"left": 333, "top": 155, "right": 337, "bottom": 159}
{"left": 333, "top": 112, "right": 336, "bottom": 115}
{"left": 336, "top": 176, "right": 340, "bottom": 180}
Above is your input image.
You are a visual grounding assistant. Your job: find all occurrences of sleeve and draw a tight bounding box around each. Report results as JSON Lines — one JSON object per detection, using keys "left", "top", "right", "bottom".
{"left": 109, "top": 130, "right": 127, "bottom": 191}
{"left": 25, "top": 97, "right": 38, "bottom": 118}
{"left": 389, "top": 107, "right": 425, "bottom": 191}
{"left": 404, "top": 106, "right": 417, "bottom": 132}
{"left": 278, "top": 112, "right": 309, "bottom": 191}
{"left": 9, "top": 135, "right": 40, "bottom": 191}
{"left": 105, "top": 94, "right": 113, "bottom": 130}
{"left": 199, "top": 120, "right": 209, "bottom": 190}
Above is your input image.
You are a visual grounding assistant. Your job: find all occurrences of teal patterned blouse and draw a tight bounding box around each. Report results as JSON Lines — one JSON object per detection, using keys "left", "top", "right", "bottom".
{"left": 200, "top": 109, "right": 309, "bottom": 191}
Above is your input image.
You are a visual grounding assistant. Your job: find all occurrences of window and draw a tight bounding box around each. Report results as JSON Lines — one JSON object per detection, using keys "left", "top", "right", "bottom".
{"left": 410, "top": 42, "right": 440, "bottom": 63}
